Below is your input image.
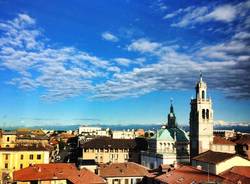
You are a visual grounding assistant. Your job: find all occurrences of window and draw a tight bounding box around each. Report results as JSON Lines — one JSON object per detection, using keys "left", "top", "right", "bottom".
{"left": 20, "top": 154, "right": 24, "bottom": 160}
{"left": 125, "top": 179, "right": 129, "bottom": 184}
{"left": 206, "top": 109, "right": 209, "bottom": 119}
{"left": 112, "top": 179, "right": 120, "bottom": 184}
{"left": 5, "top": 154, "right": 9, "bottom": 160}
{"left": 202, "top": 90, "right": 205, "bottom": 99}
{"left": 5, "top": 163, "right": 8, "bottom": 169}
{"left": 20, "top": 164, "right": 23, "bottom": 169}
{"left": 7, "top": 137, "right": 10, "bottom": 142}
{"left": 202, "top": 109, "right": 206, "bottom": 119}
{"left": 37, "top": 154, "right": 41, "bottom": 160}
{"left": 30, "top": 154, "right": 34, "bottom": 160}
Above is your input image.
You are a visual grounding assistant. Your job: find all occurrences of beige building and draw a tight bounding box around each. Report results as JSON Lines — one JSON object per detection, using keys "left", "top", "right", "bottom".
{"left": 99, "top": 162, "right": 148, "bottom": 184}
{"left": 112, "top": 130, "right": 135, "bottom": 139}
{"left": 82, "top": 138, "right": 135, "bottom": 164}
{"left": 190, "top": 74, "right": 214, "bottom": 158}
{"left": 192, "top": 150, "right": 250, "bottom": 175}
{"left": 211, "top": 136, "right": 236, "bottom": 154}
{"left": 0, "top": 131, "right": 17, "bottom": 148}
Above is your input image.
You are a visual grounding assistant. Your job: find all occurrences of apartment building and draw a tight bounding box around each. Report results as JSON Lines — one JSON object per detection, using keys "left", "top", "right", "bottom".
{"left": 82, "top": 137, "right": 135, "bottom": 164}
{"left": 0, "top": 146, "right": 49, "bottom": 182}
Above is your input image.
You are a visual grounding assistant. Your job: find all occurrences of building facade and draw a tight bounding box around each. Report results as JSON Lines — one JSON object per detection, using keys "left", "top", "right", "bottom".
{"left": 82, "top": 137, "right": 135, "bottom": 164}
{"left": 0, "top": 146, "right": 49, "bottom": 182}
{"left": 189, "top": 74, "right": 214, "bottom": 158}
{"left": 141, "top": 102, "right": 189, "bottom": 169}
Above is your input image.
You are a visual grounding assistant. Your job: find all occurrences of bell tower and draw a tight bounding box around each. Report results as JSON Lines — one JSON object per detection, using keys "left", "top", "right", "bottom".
{"left": 189, "top": 73, "right": 213, "bottom": 158}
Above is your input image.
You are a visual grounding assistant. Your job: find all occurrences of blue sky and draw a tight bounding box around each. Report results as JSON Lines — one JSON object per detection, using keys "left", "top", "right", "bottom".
{"left": 0, "top": 0, "right": 250, "bottom": 127}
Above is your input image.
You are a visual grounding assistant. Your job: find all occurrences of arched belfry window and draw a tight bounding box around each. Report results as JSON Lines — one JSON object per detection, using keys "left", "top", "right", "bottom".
{"left": 202, "top": 109, "right": 206, "bottom": 119}
{"left": 206, "top": 109, "right": 209, "bottom": 119}
{"left": 202, "top": 90, "right": 205, "bottom": 99}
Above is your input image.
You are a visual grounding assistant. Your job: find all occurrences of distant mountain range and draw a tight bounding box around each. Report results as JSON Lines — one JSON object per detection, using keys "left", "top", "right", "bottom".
{"left": 2, "top": 124, "right": 250, "bottom": 133}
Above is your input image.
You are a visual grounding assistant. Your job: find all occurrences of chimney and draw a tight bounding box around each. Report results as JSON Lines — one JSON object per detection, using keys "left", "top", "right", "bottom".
{"left": 196, "top": 165, "right": 202, "bottom": 170}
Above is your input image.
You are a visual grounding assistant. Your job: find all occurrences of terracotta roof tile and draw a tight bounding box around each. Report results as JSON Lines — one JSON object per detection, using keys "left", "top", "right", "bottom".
{"left": 219, "top": 166, "right": 250, "bottom": 184}
{"left": 192, "top": 150, "right": 236, "bottom": 164}
{"left": 99, "top": 162, "right": 148, "bottom": 178}
{"left": 236, "top": 134, "right": 250, "bottom": 145}
{"left": 154, "top": 165, "right": 224, "bottom": 184}
{"left": 13, "top": 163, "right": 105, "bottom": 184}
{"left": 213, "top": 136, "right": 236, "bottom": 145}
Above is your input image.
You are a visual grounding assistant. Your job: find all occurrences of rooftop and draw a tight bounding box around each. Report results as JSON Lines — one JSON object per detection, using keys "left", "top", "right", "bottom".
{"left": 0, "top": 145, "right": 49, "bottom": 152}
{"left": 82, "top": 137, "right": 136, "bottom": 149}
{"left": 213, "top": 136, "right": 236, "bottom": 145}
{"left": 99, "top": 162, "right": 148, "bottom": 178}
{"left": 236, "top": 134, "right": 250, "bottom": 145}
{"left": 192, "top": 150, "right": 236, "bottom": 164}
{"left": 154, "top": 165, "right": 223, "bottom": 184}
{"left": 219, "top": 166, "right": 250, "bottom": 184}
{"left": 13, "top": 163, "right": 105, "bottom": 184}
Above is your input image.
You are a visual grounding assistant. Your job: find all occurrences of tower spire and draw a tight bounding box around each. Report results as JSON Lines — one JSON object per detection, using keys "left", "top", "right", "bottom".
{"left": 200, "top": 70, "right": 203, "bottom": 82}
{"left": 167, "top": 98, "right": 176, "bottom": 128}
{"left": 170, "top": 98, "right": 174, "bottom": 113}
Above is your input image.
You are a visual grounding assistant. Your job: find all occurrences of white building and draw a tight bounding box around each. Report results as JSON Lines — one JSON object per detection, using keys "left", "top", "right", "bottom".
{"left": 141, "top": 102, "right": 189, "bottom": 169}
{"left": 112, "top": 130, "right": 135, "bottom": 139}
{"left": 78, "top": 126, "right": 102, "bottom": 135}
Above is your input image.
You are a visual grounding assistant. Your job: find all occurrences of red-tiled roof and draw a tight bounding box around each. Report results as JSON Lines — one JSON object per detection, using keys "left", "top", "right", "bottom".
{"left": 99, "top": 162, "right": 148, "bottom": 178}
{"left": 219, "top": 166, "right": 250, "bottom": 184}
{"left": 13, "top": 163, "right": 105, "bottom": 184}
{"left": 192, "top": 150, "right": 236, "bottom": 164}
{"left": 213, "top": 136, "right": 235, "bottom": 145}
{"left": 236, "top": 134, "right": 250, "bottom": 145}
{"left": 154, "top": 165, "right": 223, "bottom": 184}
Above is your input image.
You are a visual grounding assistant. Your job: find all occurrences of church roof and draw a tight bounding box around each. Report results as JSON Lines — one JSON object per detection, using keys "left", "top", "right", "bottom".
{"left": 155, "top": 128, "right": 174, "bottom": 141}
{"left": 154, "top": 127, "right": 189, "bottom": 142}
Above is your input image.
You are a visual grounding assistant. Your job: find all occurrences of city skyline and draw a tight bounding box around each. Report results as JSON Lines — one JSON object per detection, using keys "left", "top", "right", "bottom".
{"left": 0, "top": 0, "right": 250, "bottom": 127}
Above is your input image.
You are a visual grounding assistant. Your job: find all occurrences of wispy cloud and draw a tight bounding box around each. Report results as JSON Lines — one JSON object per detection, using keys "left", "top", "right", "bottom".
{"left": 0, "top": 12, "right": 249, "bottom": 101}
{"left": 0, "top": 14, "right": 121, "bottom": 101}
{"left": 101, "top": 32, "right": 119, "bottom": 42}
{"left": 127, "top": 38, "right": 161, "bottom": 53}
{"left": 165, "top": 1, "right": 250, "bottom": 27}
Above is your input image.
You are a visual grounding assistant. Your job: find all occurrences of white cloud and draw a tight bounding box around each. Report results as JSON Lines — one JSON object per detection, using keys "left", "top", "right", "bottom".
{"left": 205, "top": 5, "right": 237, "bottom": 22}
{"left": 168, "top": 1, "right": 248, "bottom": 27}
{"left": 113, "top": 58, "right": 132, "bottom": 66}
{"left": 128, "top": 38, "right": 161, "bottom": 53}
{"left": 0, "top": 14, "right": 121, "bottom": 101}
{"left": 18, "top": 13, "right": 36, "bottom": 25}
{"left": 0, "top": 13, "right": 249, "bottom": 101}
{"left": 163, "top": 13, "right": 177, "bottom": 19}
{"left": 101, "top": 32, "right": 119, "bottom": 42}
